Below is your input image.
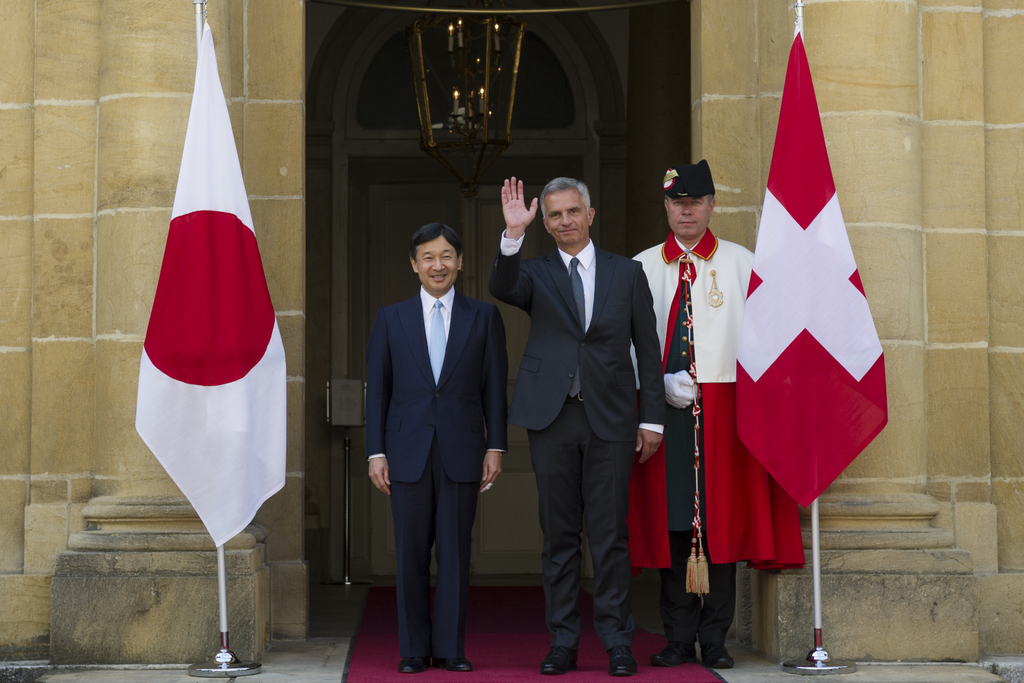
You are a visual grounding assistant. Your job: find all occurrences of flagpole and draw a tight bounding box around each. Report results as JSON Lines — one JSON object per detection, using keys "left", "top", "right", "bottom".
{"left": 193, "top": 0, "right": 206, "bottom": 51}
{"left": 181, "top": 7, "right": 261, "bottom": 677}
{"left": 794, "top": 0, "right": 804, "bottom": 38}
{"left": 187, "top": 544, "right": 263, "bottom": 677}
{"left": 781, "top": 499, "right": 856, "bottom": 675}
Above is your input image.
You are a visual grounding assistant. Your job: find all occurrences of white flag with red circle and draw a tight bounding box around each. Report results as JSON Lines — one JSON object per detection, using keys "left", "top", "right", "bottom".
{"left": 136, "top": 24, "right": 286, "bottom": 547}
{"left": 736, "top": 33, "right": 888, "bottom": 507}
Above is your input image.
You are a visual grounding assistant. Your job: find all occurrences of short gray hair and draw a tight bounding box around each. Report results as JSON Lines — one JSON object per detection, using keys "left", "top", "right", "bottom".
{"left": 539, "top": 177, "right": 591, "bottom": 216}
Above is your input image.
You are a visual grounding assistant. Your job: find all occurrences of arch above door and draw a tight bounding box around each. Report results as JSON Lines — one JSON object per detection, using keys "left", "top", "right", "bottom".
{"left": 305, "top": 3, "right": 629, "bottom": 579}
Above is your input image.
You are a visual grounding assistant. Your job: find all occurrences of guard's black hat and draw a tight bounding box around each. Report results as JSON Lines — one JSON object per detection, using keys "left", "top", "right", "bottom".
{"left": 663, "top": 159, "right": 715, "bottom": 198}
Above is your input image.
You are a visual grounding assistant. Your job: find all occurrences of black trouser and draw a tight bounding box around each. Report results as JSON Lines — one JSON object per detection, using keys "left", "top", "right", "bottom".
{"left": 659, "top": 530, "right": 736, "bottom": 647}
{"left": 528, "top": 399, "right": 636, "bottom": 651}
{"left": 391, "top": 436, "right": 479, "bottom": 658}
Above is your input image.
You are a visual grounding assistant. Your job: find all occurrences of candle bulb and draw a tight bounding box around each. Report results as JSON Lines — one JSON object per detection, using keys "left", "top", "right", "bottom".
{"left": 457, "top": 19, "right": 463, "bottom": 49}
{"left": 448, "top": 24, "right": 454, "bottom": 52}
{"left": 453, "top": 89, "right": 459, "bottom": 116}
{"left": 479, "top": 87, "right": 485, "bottom": 111}
{"left": 494, "top": 23, "right": 501, "bottom": 52}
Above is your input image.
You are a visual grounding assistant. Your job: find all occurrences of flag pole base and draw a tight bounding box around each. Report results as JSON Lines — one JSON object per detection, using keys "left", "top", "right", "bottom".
{"left": 782, "top": 648, "right": 856, "bottom": 675}
{"left": 187, "top": 649, "right": 262, "bottom": 677}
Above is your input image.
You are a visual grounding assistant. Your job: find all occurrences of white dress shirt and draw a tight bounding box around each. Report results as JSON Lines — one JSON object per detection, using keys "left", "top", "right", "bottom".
{"left": 499, "top": 231, "right": 663, "bottom": 435}
{"left": 500, "top": 234, "right": 595, "bottom": 331}
{"left": 368, "top": 286, "right": 456, "bottom": 461}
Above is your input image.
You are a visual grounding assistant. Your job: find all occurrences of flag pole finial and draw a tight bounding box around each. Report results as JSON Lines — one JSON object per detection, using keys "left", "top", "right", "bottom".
{"left": 193, "top": 0, "right": 208, "bottom": 55}
{"left": 794, "top": 0, "right": 805, "bottom": 38}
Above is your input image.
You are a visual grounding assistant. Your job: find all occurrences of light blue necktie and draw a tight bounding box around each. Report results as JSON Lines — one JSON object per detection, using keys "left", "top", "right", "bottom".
{"left": 429, "top": 299, "right": 446, "bottom": 384}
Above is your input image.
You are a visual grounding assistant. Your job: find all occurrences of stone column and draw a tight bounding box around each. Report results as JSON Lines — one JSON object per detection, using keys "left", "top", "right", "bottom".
{"left": 689, "top": 0, "right": 979, "bottom": 661}
{"left": 625, "top": 0, "right": 690, "bottom": 257}
{"left": 243, "top": 0, "right": 308, "bottom": 641}
{"left": 48, "top": 1, "right": 271, "bottom": 664}
{"left": 0, "top": 0, "right": 49, "bottom": 661}
{"left": 688, "top": 0, "right": 760, "bottom": 254}
{"left": 981, "top": 3, "right": 1024, "bottom": 655}
{"left": 919, "top": 0, "right": 995, "bottom": 567}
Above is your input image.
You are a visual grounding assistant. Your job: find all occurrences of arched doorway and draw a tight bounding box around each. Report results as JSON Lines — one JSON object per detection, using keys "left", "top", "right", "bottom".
{"left": 305, "top": 4, "right": 627, "bottom": 580}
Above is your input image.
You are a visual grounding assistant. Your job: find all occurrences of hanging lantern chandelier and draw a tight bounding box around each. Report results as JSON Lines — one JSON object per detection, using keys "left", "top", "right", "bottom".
{"left": 407, "top": 2, "right": 525, "bottom": 197}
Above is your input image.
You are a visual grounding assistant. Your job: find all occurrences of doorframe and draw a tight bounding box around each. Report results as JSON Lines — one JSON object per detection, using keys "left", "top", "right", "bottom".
{"left": 306, "top": 4, "right": 627, "bottom": 578}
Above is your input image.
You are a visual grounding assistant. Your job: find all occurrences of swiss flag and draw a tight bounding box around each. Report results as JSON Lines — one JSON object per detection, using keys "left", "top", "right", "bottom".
{"left": 736, "top": 33, "right": 888, "bottom": 507}
{"left": 135, "top": 24, "right": 287, "bottom": 547}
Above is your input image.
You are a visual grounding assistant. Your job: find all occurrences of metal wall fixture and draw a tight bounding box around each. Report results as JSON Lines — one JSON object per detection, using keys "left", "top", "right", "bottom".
{"left": 406, "top": 3, "right": 525, "bottom": 197}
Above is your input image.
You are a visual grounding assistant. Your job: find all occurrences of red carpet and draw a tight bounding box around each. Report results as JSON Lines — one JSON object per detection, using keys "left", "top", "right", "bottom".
{"left": 346, "top": 586, "right": 725, "bottom": 682}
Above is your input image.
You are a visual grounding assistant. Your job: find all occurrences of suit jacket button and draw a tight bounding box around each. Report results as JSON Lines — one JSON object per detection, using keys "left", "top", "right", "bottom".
{"left": 427, "top": 423, "right": 434, "bottom": 429}
{"left": 580, "top": 341, "right": 585, "bottom": 346}
{"left": 568, "top": 373, "right": 574, "bottom": 378}
{"left": 434, "top": 392, "right": 440, "bottom": 398}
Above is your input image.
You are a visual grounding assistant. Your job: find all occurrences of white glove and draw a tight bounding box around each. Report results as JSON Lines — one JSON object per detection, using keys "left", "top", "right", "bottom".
{"left": 664, "top": 370, "right": 696, "bottom": 409}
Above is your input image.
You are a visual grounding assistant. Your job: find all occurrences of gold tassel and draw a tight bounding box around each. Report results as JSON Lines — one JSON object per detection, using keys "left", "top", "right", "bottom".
{"left": 694, "top": 548, "right": 710, "bottom": 595}
{"left": 686, "top": 542, "right": 711, "bottom": 595}
{"left": 685, "top": 547, "right": 700, "bottom": 594}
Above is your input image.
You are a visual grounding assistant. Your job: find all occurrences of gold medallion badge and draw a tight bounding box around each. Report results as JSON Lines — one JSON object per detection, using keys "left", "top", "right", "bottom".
{"left": 708, "top": 270, "right": 723, "bottom": 308}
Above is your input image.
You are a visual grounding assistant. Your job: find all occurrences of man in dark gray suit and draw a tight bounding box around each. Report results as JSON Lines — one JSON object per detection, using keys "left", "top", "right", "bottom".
{"left": 489, "top": 177, "right": 664, "bottom": 677}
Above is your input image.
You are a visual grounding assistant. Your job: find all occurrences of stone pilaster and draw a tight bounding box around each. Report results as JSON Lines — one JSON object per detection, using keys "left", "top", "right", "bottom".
{"left": 625, "top": 0, "right": 690, "bottom": 257}
{"left": 689, "top": 0, "right": 760, "bottom": 253}
{"left": 244, "top": 0, "right": 308, "bottom": 641}
{"left": 44, "top": 1, "right": 277, "bottom": 664}
{"left": 0, "top": 0, "right": 42, "bottom": 661}
{"left": 689, "top": 0, "right": 981, "bottom": 661}
{"left": 918, "top": 0, "right": 996, "bottom": 577}
{"left": 981, "top": 0, "right": 1024, "bottom": 655}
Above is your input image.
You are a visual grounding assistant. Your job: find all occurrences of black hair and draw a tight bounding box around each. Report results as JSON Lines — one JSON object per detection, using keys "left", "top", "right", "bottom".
{"left": 409, "top": 222, "right": 463, "bottom": 259}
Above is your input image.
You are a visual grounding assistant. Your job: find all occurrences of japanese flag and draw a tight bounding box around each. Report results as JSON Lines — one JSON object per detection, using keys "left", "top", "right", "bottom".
{"left": 736, "top": 33, "right": 888, "bottom": 507}
{"left": 136, "top": 24, "right": 286, "bottom": 547}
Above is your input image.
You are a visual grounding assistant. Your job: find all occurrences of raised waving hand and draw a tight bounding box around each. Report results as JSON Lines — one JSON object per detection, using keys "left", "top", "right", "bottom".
{"left": 501, "top": 177, "right": 539, "bottom": 240}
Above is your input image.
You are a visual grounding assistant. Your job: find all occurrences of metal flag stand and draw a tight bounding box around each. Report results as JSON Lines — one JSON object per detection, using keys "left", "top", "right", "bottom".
{"left": 779, "top": 5, "right": 856, "bottom": 675}
{"left": 184, "top": 3, "right": 261, "bottom": 676}
{"left": 188, "top": 545, "right": 263, "bottom": 677}
{"left": 781, "top": 499, "right": 856, "bottom": 675}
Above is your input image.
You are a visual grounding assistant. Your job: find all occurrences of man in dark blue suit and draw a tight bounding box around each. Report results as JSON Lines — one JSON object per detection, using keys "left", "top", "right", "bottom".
{"left": 365, "top": 223, "right": 508, "bottom": 674}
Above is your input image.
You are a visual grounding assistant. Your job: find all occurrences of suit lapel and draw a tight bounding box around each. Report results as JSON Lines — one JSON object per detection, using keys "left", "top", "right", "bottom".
{"left": 588, "top": 248, "right": 617, "bottom": 333}
{"left": 396, "top": 296, "right": 435, "bottom": 387}
{"left": 437, "top": 291, "right": 473, "bottom": 389}
{"left": 545, "top": 251, "right": 584, "bottom": 333}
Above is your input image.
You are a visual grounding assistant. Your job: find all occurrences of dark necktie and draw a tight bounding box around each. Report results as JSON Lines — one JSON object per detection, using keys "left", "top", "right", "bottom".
{"left": 569, "top": 257, "right": 585, "bottom": 397}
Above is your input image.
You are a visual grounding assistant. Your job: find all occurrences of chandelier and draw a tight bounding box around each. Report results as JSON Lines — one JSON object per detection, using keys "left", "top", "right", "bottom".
{"left": 407, "top": 2, "right": 525, "bottom": 197}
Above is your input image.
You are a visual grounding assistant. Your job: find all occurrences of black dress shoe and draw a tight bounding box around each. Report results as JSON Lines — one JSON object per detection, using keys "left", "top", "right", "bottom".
{"left": 607, "top": 645, "right": 638, "bottom": 677}
{"left": 650, "top": 641, "right": 698, "bottom": 667}
{"left": 398, "top": 656, "right": 429, "bottom": 673}
{"left": 432, "top": 657, "right": 474, "bottom": 672}
{"left": 540, "top": 646, "right": 578, "bottom": 675}
{"left": 701, "top": 642, "right": 735, "bottom": 669}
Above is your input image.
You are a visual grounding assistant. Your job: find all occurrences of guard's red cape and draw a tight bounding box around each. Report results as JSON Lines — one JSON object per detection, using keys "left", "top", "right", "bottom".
{"left": 628, "top": 233, "right": 805, "bottom": 572}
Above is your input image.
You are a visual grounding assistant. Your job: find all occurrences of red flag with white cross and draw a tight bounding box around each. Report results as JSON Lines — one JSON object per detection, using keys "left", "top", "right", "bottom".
{"left": 736, "top": 34, "right": 888, "bottom": 507}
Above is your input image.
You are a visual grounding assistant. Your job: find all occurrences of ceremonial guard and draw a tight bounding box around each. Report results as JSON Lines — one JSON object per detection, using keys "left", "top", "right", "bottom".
{"left": 628, "top": 161, "right": 805, "bottom": 669}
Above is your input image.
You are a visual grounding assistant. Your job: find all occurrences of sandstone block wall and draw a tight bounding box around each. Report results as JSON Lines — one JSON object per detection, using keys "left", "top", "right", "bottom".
{"left": 0, "top": 0, "right": 307, "bottom": 659}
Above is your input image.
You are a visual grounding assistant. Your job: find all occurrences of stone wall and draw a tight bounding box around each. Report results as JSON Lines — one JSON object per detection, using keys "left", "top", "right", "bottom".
{"left": 690, "top": 0, "right": 1024, "bottom": 659}
{"left": 0, "top": 0, "right": 306, "bottom": 661}
{"left": 2, "top": 0, "right": 1024, "bottom": 664}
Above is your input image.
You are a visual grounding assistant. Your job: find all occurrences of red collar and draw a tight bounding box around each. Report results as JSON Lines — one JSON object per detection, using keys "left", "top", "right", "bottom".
{"left": 661, "top": 229, "right": 718, "bottom": 263}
